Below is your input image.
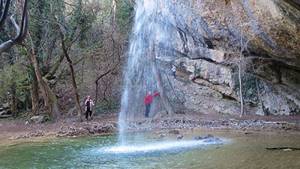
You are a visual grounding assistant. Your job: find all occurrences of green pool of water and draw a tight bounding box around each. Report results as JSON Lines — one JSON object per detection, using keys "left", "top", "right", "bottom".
{"left": 0, "top": 131, "right": 299, "bottom": 169}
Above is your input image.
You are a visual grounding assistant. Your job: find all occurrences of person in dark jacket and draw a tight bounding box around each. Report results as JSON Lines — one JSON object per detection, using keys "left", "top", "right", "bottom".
{"left": 172, "top": 65, "right": 176, "bottom": 78}
{"left": 84, "top": 96, "right": 94, "bottom": 120}
{"left": 144, "top": 91, "right": 159, "bottom": 118}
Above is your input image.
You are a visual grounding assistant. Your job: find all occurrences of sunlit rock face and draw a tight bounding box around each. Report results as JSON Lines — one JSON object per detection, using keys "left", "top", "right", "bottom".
{"left": 155, "top": 0, "right": 300, "bottom": 115}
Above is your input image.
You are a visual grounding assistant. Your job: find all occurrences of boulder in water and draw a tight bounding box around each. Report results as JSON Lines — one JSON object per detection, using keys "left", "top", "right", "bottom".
{"left": 194, "top": 134, "right": 214, "bottom": 140}
{"left": 177, "top": 134, "right": 184, "bottom": 140}
{"left": 159, "top": 133, "right": 166, "bottom": 139}
{"left": 203, "top": 137, "right": 222, "bottom": 143}
{"left": 194, "top": 134, "right": 222, "bottom": 143}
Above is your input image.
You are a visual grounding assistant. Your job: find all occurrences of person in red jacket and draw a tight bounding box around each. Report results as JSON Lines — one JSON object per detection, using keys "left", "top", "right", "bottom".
{"left": 144, "top": 91, "right": 160, "bottom": 118}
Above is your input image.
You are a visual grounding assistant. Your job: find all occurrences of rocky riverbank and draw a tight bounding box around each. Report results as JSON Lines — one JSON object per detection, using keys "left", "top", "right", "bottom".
{"left": 0, "top": 113, "right": 299, "bottom": 145}
{"left": 127, "top": 118, "right": 300, "bottom": 132}
{"left": 0, "top": 114, "right": 117, "bottom": 145}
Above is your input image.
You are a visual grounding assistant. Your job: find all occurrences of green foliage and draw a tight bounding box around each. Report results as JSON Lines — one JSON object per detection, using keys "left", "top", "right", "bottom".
{"left": 0, "top": 0, "right": 131, "bottom": 117}
{"left": 116, "top": 1, "right": 134, "bottom": 33}
{"left": 96, "top": 0, "right": 133, "bottom": 32}
{"left": 29, "top": 0, "right": 49, "bottom": 50}
{"left": 0, "top": 64, "right": 29, "bottom": 103}
{"left": 64, "top": 0, "right": 97, "bottom": 47}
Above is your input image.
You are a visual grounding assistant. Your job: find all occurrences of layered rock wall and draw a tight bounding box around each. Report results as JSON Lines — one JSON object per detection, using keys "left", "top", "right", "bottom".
{"left": 160, "top": 0, "right": 300, "bottom": 115}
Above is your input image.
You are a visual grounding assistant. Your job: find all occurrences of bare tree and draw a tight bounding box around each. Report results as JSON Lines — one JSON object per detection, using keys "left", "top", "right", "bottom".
{"left": 27, "top": 33, "right": 61, "bottom": 120}
{"left": 237, "top": 21, "right": 255, "bottom": 117}
{"left": 0, "top": 0, "right": 11, "bottom": 27}
{"left": 95, "top": 67, "right": 117, "bottom": 105}
{"left": 238, "top": 35, "right": 245, "bottom": 117}
{"left": 0, "top": 0, "right": 28, "bottom": 53}
{"left": 30, "top": 70, "right": 39, "bottom": 115}
{"left": 60, "top": 31, "right": 83, "bottom": 120}
{"left": 94, "top": 0, "right": 121, "bottom": 107}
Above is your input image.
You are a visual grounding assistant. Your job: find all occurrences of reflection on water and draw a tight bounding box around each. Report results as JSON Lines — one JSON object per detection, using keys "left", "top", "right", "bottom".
{"left": 0, "top": 131, "right": 300, "bottom": 169}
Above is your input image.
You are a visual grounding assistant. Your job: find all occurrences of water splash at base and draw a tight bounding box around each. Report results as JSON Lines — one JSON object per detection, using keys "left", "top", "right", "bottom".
{"left": 101, "top": 139, "right": 225, "bottom": 154}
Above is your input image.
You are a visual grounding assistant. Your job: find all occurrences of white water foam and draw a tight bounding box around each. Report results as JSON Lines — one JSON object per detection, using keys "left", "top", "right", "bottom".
{"left": 100, "top": 139, "right": 225, "bottom": 154}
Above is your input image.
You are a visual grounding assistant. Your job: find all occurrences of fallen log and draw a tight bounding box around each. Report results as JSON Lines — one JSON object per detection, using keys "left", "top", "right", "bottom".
{"left": 266, "top": 147, "right": 300, "bottom": 151}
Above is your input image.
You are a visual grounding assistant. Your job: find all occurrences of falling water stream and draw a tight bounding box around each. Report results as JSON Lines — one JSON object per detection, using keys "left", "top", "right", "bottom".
{"left": 118, "top": 0, "right": 178, "bottom": 145}
{"left": 115, "top": 0, "right": 226, "bottom": 153}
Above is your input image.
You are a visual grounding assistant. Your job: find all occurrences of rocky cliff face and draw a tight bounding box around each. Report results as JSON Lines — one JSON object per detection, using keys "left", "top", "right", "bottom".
{"left": 160, "top": 0, "right": 300, "bottom": 115}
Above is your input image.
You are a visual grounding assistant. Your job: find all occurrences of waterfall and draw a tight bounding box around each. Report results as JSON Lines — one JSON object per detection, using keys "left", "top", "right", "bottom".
{"left": 117, "top": 0, "right": 277, "bottom": 145}
{"left": 118, "top": 0, "right": 177, "bottom": 145}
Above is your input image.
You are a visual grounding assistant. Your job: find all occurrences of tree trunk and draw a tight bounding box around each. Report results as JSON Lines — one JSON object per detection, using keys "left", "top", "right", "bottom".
{"left": 44, "top": 54, "right": 65, "bottom": 80}
{"left": 238, "top": 62, "right": 244, "bottom": 117}
{"left": 239, "top": 35, "right": 244, "bottom": 117}
{"left": 31, "top": 69, "right": 39, "bottom": 115}
{"left": 0, "top": 0, "right": 28, "bottom": 54}
{"left": 95, "top": 81, "right": 99, "bottom": 107}
{"left": 151, "top": 47, "right": 174, "bottom": 115}
{"left": 94, "top": 68, "right": 116, "bottom": 107}
{"left": 11, "top": 82, "right": 17, "bottom": 118}
{"left": 28, "top": 43, "right": 60, "bottom": 120}
{"left": 61, "top": 39, "right": 82, "bottom": 120}
{"left": 0, "top": 40, "right": 15, "bottom": 54}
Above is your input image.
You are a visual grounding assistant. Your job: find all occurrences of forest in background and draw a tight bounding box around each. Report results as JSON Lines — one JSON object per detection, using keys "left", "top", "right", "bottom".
{"left": 0, "top": 0, "right": 134, "bottom": 120}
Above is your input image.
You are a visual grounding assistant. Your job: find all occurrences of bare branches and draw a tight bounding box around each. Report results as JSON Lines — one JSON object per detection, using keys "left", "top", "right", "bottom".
{"left": 10, "top": 15, "right": 20, "bottom": 34}
{"left": 59, "top": 24, "right": 83, "bottom": 119}
{"left": 0, "top": 0, "right": 2, "bottom": 14}
{"left": 0, "top": 0, "right": 11, "bottom": 28}
{"left": 0, "top": 0, "right": 28, "bottom": 54}
{"left": 14, "top": 0, "right": 28, "bottom": 43}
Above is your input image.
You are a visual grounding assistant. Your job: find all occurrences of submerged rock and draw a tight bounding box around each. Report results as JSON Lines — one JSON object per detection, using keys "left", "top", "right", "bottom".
{"left": 159, "top": 133, "right": 166, "bottom": 139}
{"left": 194, "top": 134, "right": 214, "bottom": 140}
{"left": 203, "top": 137, "right": 222, "bottom": 143}
{"left": 194, "top": 134, "right": 222, "bottom": 143}
{"left": 177, "top": 134, "right": 184, "bottom": 140}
